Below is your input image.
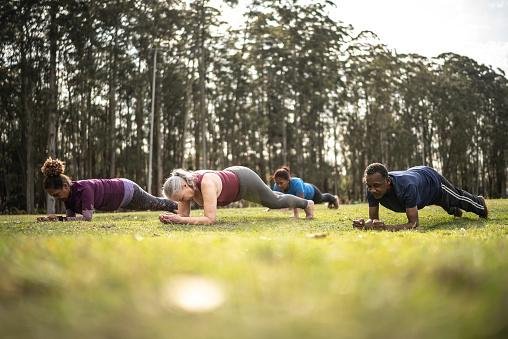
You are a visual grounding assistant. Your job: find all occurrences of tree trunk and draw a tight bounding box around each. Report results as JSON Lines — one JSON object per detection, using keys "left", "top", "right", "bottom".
{"left": 108, "top": 29, "right": 118, "bottom": 178}
{"left": 155, "top": 91, "right": 163, "bottom": 195}
{"left": 198, "top": 4, "right": 207, "bottom": 168}
{"left": 46, "top": 2, "right": 58, "bottom": 213}
{"left": 135, "top": 58, "right": 144, "bottom": 184}
{"left": 181, "top": 64, "right": 193, "bottom": 167}
{"left": 21, "top": 46, "right": 34, "bottom": 213}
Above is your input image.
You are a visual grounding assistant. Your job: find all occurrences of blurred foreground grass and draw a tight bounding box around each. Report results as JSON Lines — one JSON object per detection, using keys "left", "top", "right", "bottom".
{"left": 1, "top": 200, "right": 507, "bottom": 339}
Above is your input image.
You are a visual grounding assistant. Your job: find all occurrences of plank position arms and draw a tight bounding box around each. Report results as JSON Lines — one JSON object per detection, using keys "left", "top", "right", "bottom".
{"left": 160, "top": 166, "right": 315, "bottom": 225}
{"left": 353, "top": 163, "right": 488, "bottom": 231}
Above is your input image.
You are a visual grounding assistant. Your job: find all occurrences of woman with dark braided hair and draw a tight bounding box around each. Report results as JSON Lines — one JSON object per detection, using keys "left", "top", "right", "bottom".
{"left": 37, "top": 157, "right": 177, "bottom": 221}
{"left": 271, "top": 166, "right": 339, "bottom": 218}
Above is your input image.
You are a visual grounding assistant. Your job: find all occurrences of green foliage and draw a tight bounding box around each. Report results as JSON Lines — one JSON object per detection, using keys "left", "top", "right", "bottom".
{"left": 1, "top": 200, "right": 508, "bottom": 338}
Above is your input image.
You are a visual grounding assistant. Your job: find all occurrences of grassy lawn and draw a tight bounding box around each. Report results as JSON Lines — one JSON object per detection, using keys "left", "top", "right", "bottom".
{"left": 1, "top": 200, "right": 507, "bottom": 339}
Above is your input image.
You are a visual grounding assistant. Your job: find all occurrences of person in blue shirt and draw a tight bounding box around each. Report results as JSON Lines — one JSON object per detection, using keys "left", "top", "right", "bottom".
{"left": 353, "top": 163, "right": 488, "bottom": 231}
{"left": 271, "top": 166, "right": 339, "bottom": 218}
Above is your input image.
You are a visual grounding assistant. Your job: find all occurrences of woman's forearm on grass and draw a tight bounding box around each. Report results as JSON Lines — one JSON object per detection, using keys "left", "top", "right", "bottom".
{"left": 177, "top": 215, "right": 215, "bottom": 225}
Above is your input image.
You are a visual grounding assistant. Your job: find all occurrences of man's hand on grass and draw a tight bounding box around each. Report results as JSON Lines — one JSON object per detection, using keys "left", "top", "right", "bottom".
{"left": 353, "top": 218, "right": 385, "bottom": 230}
{"left": 352, "top": 218, "right": 366, "bottom": 229}
{"left": 371, "top": 219, "right": 386, "bottom": 228}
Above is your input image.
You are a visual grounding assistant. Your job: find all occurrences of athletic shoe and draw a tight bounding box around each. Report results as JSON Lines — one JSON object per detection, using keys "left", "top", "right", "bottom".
{"left": 478, "top": 196, "right": 488, "bottom": 219}
{"left": 449, "top": 207, "right": 463, "bottom": 218}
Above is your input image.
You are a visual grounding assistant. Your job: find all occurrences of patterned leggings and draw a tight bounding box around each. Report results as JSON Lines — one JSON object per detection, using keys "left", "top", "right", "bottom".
{"left": 124, "top": 183, "right": 178, "bottom": 212}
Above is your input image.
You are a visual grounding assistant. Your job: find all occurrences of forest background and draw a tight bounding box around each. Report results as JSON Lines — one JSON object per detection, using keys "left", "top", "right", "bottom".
{"left": 1, "top": 0, "right": 507, "bottom": 213}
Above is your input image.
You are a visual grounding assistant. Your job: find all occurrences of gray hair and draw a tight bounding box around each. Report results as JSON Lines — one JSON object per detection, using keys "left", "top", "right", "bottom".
{"left": 162, "top": 169, "right": 196, "bottom": 199}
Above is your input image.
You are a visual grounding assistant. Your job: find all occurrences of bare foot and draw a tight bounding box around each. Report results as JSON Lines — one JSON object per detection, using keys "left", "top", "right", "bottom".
{"left": 328, "top": 195, "right": 340, "bottom": 209}
{"left": 304, "top": 200, "right": 315, "bottom": 219}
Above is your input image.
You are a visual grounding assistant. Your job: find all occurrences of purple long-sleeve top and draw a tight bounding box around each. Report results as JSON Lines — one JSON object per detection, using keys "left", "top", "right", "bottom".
{"left": 65, "top": 179, "right": 125, "bottom": 220}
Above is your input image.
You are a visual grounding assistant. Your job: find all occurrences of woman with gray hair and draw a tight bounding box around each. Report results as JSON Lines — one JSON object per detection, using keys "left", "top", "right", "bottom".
{"left": 160, "top": 166, "right": 315, "bottom": 225}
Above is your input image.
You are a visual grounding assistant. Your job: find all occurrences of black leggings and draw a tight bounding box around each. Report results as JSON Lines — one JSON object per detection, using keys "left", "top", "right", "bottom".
{"left": 124, "top": 184, "right": 178, "bottom": 212}
{"left": 310, "top": 184, "right": 336, "bottom": 204}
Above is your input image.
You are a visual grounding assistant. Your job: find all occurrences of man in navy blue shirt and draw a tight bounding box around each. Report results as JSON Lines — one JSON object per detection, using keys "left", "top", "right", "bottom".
{"left": 353, "top": 163, "right": 488, "bottom": 231}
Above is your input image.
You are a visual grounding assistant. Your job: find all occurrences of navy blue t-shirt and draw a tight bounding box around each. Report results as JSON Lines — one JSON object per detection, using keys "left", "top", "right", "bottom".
{"left": 367, "top": 166, "right": 443, "bottom": 212}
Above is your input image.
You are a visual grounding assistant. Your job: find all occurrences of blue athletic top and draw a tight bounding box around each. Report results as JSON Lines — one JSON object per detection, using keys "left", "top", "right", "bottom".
{"left": 367, "top": 166, "right": 443, "bottom": 212}
{"left": 273, "top": 177, "right": 315, "bottom": 199}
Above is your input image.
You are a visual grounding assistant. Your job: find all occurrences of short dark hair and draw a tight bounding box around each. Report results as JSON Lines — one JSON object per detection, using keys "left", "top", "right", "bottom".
{"left": 363, "top": 163, "right": 389, "bottom": 182}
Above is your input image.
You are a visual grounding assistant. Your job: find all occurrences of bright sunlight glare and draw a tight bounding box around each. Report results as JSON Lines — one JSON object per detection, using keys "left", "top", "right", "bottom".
{"left": 163, "top": 276, "right": 225, "bottom": 313}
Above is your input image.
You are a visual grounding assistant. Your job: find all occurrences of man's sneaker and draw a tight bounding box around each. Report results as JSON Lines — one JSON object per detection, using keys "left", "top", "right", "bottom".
{"left": 328, "top": 195, "right": 339, "bottom": 209}
{"left": 478, "top": 196, "right": 488, "bottom": 219}
{"left": 448, "top": 207, "right": 462, "bottom": 217}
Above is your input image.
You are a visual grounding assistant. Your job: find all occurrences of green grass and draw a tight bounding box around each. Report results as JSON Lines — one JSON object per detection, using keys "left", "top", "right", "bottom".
{"left": 1, "top": 200, "right": 508, "bottom": 339}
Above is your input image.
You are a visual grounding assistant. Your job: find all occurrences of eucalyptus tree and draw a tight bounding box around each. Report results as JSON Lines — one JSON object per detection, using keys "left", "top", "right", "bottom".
{"left": 144, "top": 0, "right": 185, "bottom": 193}
{"left": 57, "top": 0, "right": 108, "bottom": 180}
{"left": 430, "top": 53, "right": 507, "bottom": 197}
{"left": 126, "top": 0, "right": 175, "bottom": 183}
{"left": 432, "top": 53, "right": 483, "bottom": 189}
{"left": 463, "top": 62, "right": 508, "bottom": 196}
{"left": 242, "top": 0, "right": 351, "bottom": 186}
{"left": 242, "top": 4, "right": 283, "bottom": 175}
{"left": 341, "top": 40, "right": 401, "bottom": 200}
{"left": 209, "top": 27, "right": 251, "bottom": 169}
{"left": 397, "top": 53, "right": 438, "bottom": 167}
{"left": 473, "top": 64, "right": 507, "bottom": 197}
{"left": 486, "top": 70, "right": 508, "bottom": 197}
{"left": 173, "top": 0, "right": 236, "bottom": 170}
{"left": 283, "top": 0, "right": 349, "bottom": 185}
{"left": 43, "top": 1, "right": 61, "bottom": 213}
{"left": 0, "top": 0, "right": 52, "bottom": 212}
{"left": 0, "top": 1, "right": 23, "bottom": 211}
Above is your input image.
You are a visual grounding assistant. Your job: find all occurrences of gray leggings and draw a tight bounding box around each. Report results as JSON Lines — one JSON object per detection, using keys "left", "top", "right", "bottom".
{"left": 225, "top": 166, "right": 309, "bottom": 209}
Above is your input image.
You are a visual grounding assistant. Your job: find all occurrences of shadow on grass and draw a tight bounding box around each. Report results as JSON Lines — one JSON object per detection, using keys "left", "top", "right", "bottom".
{"left": 158, "top": 216, "right": 312, "bottom": 232}
{"left": 421, "top": 216, "right": 488, "bottom": 232}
